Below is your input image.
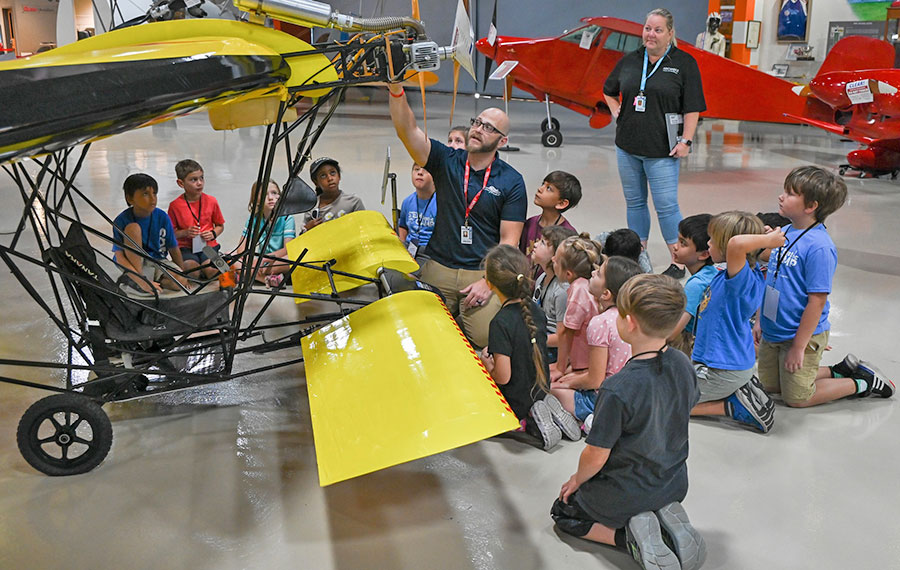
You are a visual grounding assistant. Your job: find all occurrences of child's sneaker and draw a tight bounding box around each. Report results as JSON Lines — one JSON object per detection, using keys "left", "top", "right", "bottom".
{"left": 543, "top": 394, "right": 581, "bottom": 440}
{"left": 830, "top": 353, "right": 860, "bottom": 378}
{"left": 655, "top": 502, "right": 706, "bottom": 570}
{"left": 528, "top": 400, "right": 562, "bottom": 450}
{"left": 725, "top": 382, "right": 774, "bottom": 433}
{"left": 625, "top": 512, "right": 681, "bottom": 570}
{"left": 856, "top": 363, "right": 895, "bottom": 398}
{"left": 582, "top": 412, "right": 594, "bottom": 434}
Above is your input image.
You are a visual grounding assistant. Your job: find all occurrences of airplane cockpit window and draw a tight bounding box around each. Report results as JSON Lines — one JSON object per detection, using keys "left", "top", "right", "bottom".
{"left": 603, "top": 31, "right": 641, "bottom": 53}
{"left": 560, "top": 25, "right": 602, "bottom": 47}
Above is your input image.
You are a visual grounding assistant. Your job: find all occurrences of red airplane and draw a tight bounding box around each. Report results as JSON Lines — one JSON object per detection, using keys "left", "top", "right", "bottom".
{"left": 786, "top": 36, "right": 900, "bottom": 177}
{"left": 476, "top": 17, "right": 833, "bottom": 148}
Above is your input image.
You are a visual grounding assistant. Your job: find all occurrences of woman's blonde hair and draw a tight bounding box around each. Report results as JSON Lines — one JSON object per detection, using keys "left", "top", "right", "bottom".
{"left": 708, "top": 211, "right": 765, "bottom": 264}
{"left": 484, "top": 245, "right": 548, "bottom": 394}
{"left": 646, "top": 8, "right": 677, "bottom": 47}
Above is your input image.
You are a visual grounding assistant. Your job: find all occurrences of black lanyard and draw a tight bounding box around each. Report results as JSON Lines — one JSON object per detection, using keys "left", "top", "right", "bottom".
{"left": 415, "top": 194, "right": 434, "bottom": 228}
{"left": 628, "top": 346, "right": 667, "bottom": 372}
{"left": 185, "top": 195, "right": 203, "bottom": 225}
{"left": 773, "top": 223, "right": 819, "bottom": 282}
{"left": 536, "top": 274, "right": 555, "bottom": 306}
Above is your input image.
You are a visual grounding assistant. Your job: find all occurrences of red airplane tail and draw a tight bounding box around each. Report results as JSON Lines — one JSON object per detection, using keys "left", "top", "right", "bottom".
{"left": 815, "top": 36, "right": 894, "bottom": 76}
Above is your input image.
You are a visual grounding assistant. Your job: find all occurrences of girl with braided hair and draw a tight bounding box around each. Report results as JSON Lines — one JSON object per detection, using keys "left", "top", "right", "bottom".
{"left": 479, "top": 245, "right": 563, "bottom": 450}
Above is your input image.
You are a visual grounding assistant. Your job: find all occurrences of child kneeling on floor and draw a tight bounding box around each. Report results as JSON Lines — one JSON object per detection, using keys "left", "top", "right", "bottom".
{"left": 479, "top": 245, "right": 567, "bottom": 450}
{"left": 552, "top": 273, "right": 705, "bottom": 570}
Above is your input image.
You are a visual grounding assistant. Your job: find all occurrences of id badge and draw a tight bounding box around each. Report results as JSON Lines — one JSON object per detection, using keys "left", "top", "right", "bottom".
{"left": 460, "top": 225, "right": 473, "bottom": 245}
{"left": 634, "top": 94, "right": 646, "bottom": 112}
{"left": 192, "top": 234, "right": 205, "bottom": 254}
{"left": 763, "top": 285, "right": 780, "bottom": 322}
{"left": 406, "top": 241, "right": 419, "bottom": 257}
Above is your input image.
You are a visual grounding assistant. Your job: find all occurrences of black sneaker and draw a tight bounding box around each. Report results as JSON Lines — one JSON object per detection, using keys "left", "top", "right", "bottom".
{"left": 856, "top": 361, "right": 895, "bottom": 398}
{"left": 528, "top": 400, "right": 562, "bottom": 450}
{"left": 626, "top": 512, "right": 681, "bottom": 570}
{"left": 830, "top": 353, "right": 859, "bottom": 378}
{"left": 661, "top": 264, "right": 686, "bottom": 280}
{"left": 726, "top": 377, "right": 775, "bottom": 433}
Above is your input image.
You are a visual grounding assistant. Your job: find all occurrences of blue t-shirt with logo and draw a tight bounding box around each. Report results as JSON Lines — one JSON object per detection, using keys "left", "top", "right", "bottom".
{"left": 112, "top": 207, "right": 176, "bottom": 260}
{"left": 398, "top": 192, "right": 438, "bottom": 248}
{"left": 692, "top": 261, "right": 764, "bottom": 370}
{"left": 760, "top": 224, "right": 836, "bottom": 343}
{"left": 424, "top": 140, "right": 527, "bottom": 270}
{"left": 683, "top": 263, "right": 719, "bottom": 334}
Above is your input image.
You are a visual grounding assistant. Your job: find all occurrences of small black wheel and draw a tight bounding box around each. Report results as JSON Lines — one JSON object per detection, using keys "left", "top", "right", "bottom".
{"left": 541, "top": 129, "right": 563, "bottom": 148}
{"left": 17, "top": 393, "right": 112, "bottom": 476}
{"left": 540, "top": 117, "right": 560, "bottom": 132}
{"left": 838, "top": 166, "right": 848, "bottom": 176}
{"left": 892, "top": 171, "right": 898, "bottom": 180}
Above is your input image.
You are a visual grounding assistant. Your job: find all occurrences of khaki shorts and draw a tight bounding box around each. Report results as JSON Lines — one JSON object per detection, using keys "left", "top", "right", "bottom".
{"left": 758, "top": 330, "right": 829, "bottom": 404}
{"left": 420, "top": 259, "right": 499, "bottom": 350}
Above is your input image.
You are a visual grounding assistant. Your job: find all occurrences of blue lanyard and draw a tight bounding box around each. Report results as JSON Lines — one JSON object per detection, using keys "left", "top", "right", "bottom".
{"left": 640, "top": 45, "right": 671, "bottom": 93}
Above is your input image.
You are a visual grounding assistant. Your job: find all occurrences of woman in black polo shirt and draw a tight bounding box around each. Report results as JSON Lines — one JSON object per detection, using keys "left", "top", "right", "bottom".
{"left": 603, "top": 8, "right": 706, "bottom": 279}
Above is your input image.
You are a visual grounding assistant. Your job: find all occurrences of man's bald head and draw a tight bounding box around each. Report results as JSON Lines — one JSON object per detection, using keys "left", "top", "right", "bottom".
{"left": 466, "top": 107, "right": 509, "bottom": 154}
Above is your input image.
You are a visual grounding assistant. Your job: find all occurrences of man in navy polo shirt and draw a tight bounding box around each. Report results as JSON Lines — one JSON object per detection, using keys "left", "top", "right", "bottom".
{"left": 388, "top": 84, "right": 527, "bottom": 349}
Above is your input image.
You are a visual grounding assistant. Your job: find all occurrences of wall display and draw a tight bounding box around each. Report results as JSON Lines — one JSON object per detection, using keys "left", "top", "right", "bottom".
{"left": 777, "top": 0, "right": 810, "bottom": 43}
{"left": 746, "top": 20, "right": 761, "bottom": 49}
{"left": 827, "top": 20, "right": 891, "bottom": 54}
{"left": 771, "top": 63, "right": 789, "bottom": 76}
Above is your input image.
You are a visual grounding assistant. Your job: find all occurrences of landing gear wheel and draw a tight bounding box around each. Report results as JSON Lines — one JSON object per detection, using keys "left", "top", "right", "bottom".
{"left": 17, "top": 393, "right": 112, "bottom": 476}
{"left": 892, "top": 170, "right": 898, "bottom": 180}
{"left": 838, "top": 166, "right": 848, "bottom": 176}
{"left": 541, "top": 117, "right": 560, "bottom": 132}
{"left": 541, "top": 129, "right": 563, "bottom": 148}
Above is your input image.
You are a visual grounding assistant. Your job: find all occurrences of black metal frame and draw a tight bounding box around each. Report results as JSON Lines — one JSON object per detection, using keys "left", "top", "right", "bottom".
{"left": 0, "top": 70, "right": 395, "bottom": 404}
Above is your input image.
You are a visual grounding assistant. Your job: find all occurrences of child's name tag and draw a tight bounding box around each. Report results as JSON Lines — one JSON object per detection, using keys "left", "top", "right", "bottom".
{"left": 192, "top": 234, "right": 205, "bottom": 254}
{"left": 634, "top": 94, "right": 646, "bottom": 112}
{"left": 460, "top": 225, "right": 473, "bottom": 245}
{"left": 763, "top": 285, "right": 780, "bottom": 322}
{"left": 406, "top": 241, "right": 419, "bottom": 257}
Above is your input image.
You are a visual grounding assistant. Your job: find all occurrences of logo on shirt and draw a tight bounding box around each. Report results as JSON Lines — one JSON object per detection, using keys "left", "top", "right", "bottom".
{"left": 484, "top": 185, "right": 502, "bottom": 197}
{"left": 772, "top": 247, "right": 799, "bottom": 268}
{"left": 662, "top": 67, "right": 680, "bottom": 74}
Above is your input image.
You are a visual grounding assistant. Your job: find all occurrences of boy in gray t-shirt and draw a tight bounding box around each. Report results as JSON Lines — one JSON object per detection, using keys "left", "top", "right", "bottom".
{"left": 552, "top": 274, "right": 706, "bottom": 570}
{"left": 530, "top": 225, "right": 576, "bottom": 364}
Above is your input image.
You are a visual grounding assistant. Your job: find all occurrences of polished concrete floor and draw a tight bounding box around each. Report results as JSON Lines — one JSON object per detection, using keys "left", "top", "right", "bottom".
{"left": 1, "top": 92, "right": 899, "bottom": 569}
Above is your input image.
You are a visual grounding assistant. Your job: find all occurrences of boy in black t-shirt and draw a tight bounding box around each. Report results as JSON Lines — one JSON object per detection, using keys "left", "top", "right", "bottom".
{"left": 552, "top": 274, "right": 706, "bottom": 570}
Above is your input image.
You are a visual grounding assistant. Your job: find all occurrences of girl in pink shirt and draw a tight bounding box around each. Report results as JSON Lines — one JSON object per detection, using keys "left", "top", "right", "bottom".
{"left": 550, "top": 235, "right": 602, "bottom": 388}
{"left": 554, "top": 256, "right": 644, "bottom": 421}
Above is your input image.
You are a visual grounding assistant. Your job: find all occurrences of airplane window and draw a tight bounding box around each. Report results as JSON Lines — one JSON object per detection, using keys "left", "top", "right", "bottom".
{"left": 603, "top": 32, "right": 623, "bottom": 51}
{"left": 623, "top": 34, "right": 641, "bottom": 52}
{"left": 561, "top": 25, "right": 602, "bottom": 46}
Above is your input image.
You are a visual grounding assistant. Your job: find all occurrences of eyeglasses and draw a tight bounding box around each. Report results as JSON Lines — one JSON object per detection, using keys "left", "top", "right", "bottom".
{"left": 470, "top": 117, "right": 507, "bottom": 137}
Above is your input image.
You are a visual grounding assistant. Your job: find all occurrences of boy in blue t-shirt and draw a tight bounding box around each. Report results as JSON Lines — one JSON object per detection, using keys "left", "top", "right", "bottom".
{"left": 397, "top": 164, "right": 437, "bottom": 266}
{"left": 689, "top": 211, "right": 784, "bottom": 433}
{"left": 756, "top": 166, "right": 894, "bottom": 406}
{"left": 668, "top": 214, "right": 716, "bottom": 354}
{"left": 112, "top": 173, "right": 188, "bottom": 294}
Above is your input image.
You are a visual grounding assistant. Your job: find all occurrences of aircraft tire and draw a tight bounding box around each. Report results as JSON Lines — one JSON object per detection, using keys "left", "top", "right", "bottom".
{"left": 541, "top": 117, "right": 560, "bottom": 132}
{"left": 17, "top": 393, "right": 113, "bottom": 476}
{"left": 542, "top": 129, "right": 563, "bottom": 148}
{"left": 838, "top": 166, "right": 848, "bottom": 176}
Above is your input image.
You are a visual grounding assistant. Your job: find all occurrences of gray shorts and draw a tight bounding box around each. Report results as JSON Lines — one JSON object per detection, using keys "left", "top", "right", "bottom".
{"left": 693, "top": 362, "right": 755, "bottom": 402}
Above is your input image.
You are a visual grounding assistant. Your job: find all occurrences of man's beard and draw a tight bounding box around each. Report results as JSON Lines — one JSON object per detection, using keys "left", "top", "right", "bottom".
{"left": 466, "top": 134, "right": 501, "bottom": 154}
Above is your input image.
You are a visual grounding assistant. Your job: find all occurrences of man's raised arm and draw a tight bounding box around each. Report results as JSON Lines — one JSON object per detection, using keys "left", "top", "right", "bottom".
{"left": 388, "top": 85, "right": 431, "bottom": 166}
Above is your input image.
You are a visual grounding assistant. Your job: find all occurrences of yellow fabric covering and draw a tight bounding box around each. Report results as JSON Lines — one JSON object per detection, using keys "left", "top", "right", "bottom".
{"left": 302, "top": 290, "right": 519, "bottom": 486}
{"left": 285, "top": 210, "right": 418, "bottom": 302}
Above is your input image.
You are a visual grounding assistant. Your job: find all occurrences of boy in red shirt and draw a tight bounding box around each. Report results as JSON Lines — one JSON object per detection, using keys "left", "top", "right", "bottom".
{"left": 167, "top": 159, "right": 225, "bottom": 279}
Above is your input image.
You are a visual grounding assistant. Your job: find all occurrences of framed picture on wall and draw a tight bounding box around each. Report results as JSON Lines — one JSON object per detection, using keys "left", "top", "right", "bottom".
{"left": 746, "top": 20, "right": 761, "bottom": 49}
{"left": 771, "top": 63, "right": 789, "bottom": 77}
{"left": 777, "top": 0, "right": 810, "bottom": 43}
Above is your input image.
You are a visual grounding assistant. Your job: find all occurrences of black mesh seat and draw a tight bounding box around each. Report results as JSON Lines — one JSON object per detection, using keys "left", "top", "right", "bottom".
{"left": 48, "top": 223, "right": 231, "bottom": 343}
